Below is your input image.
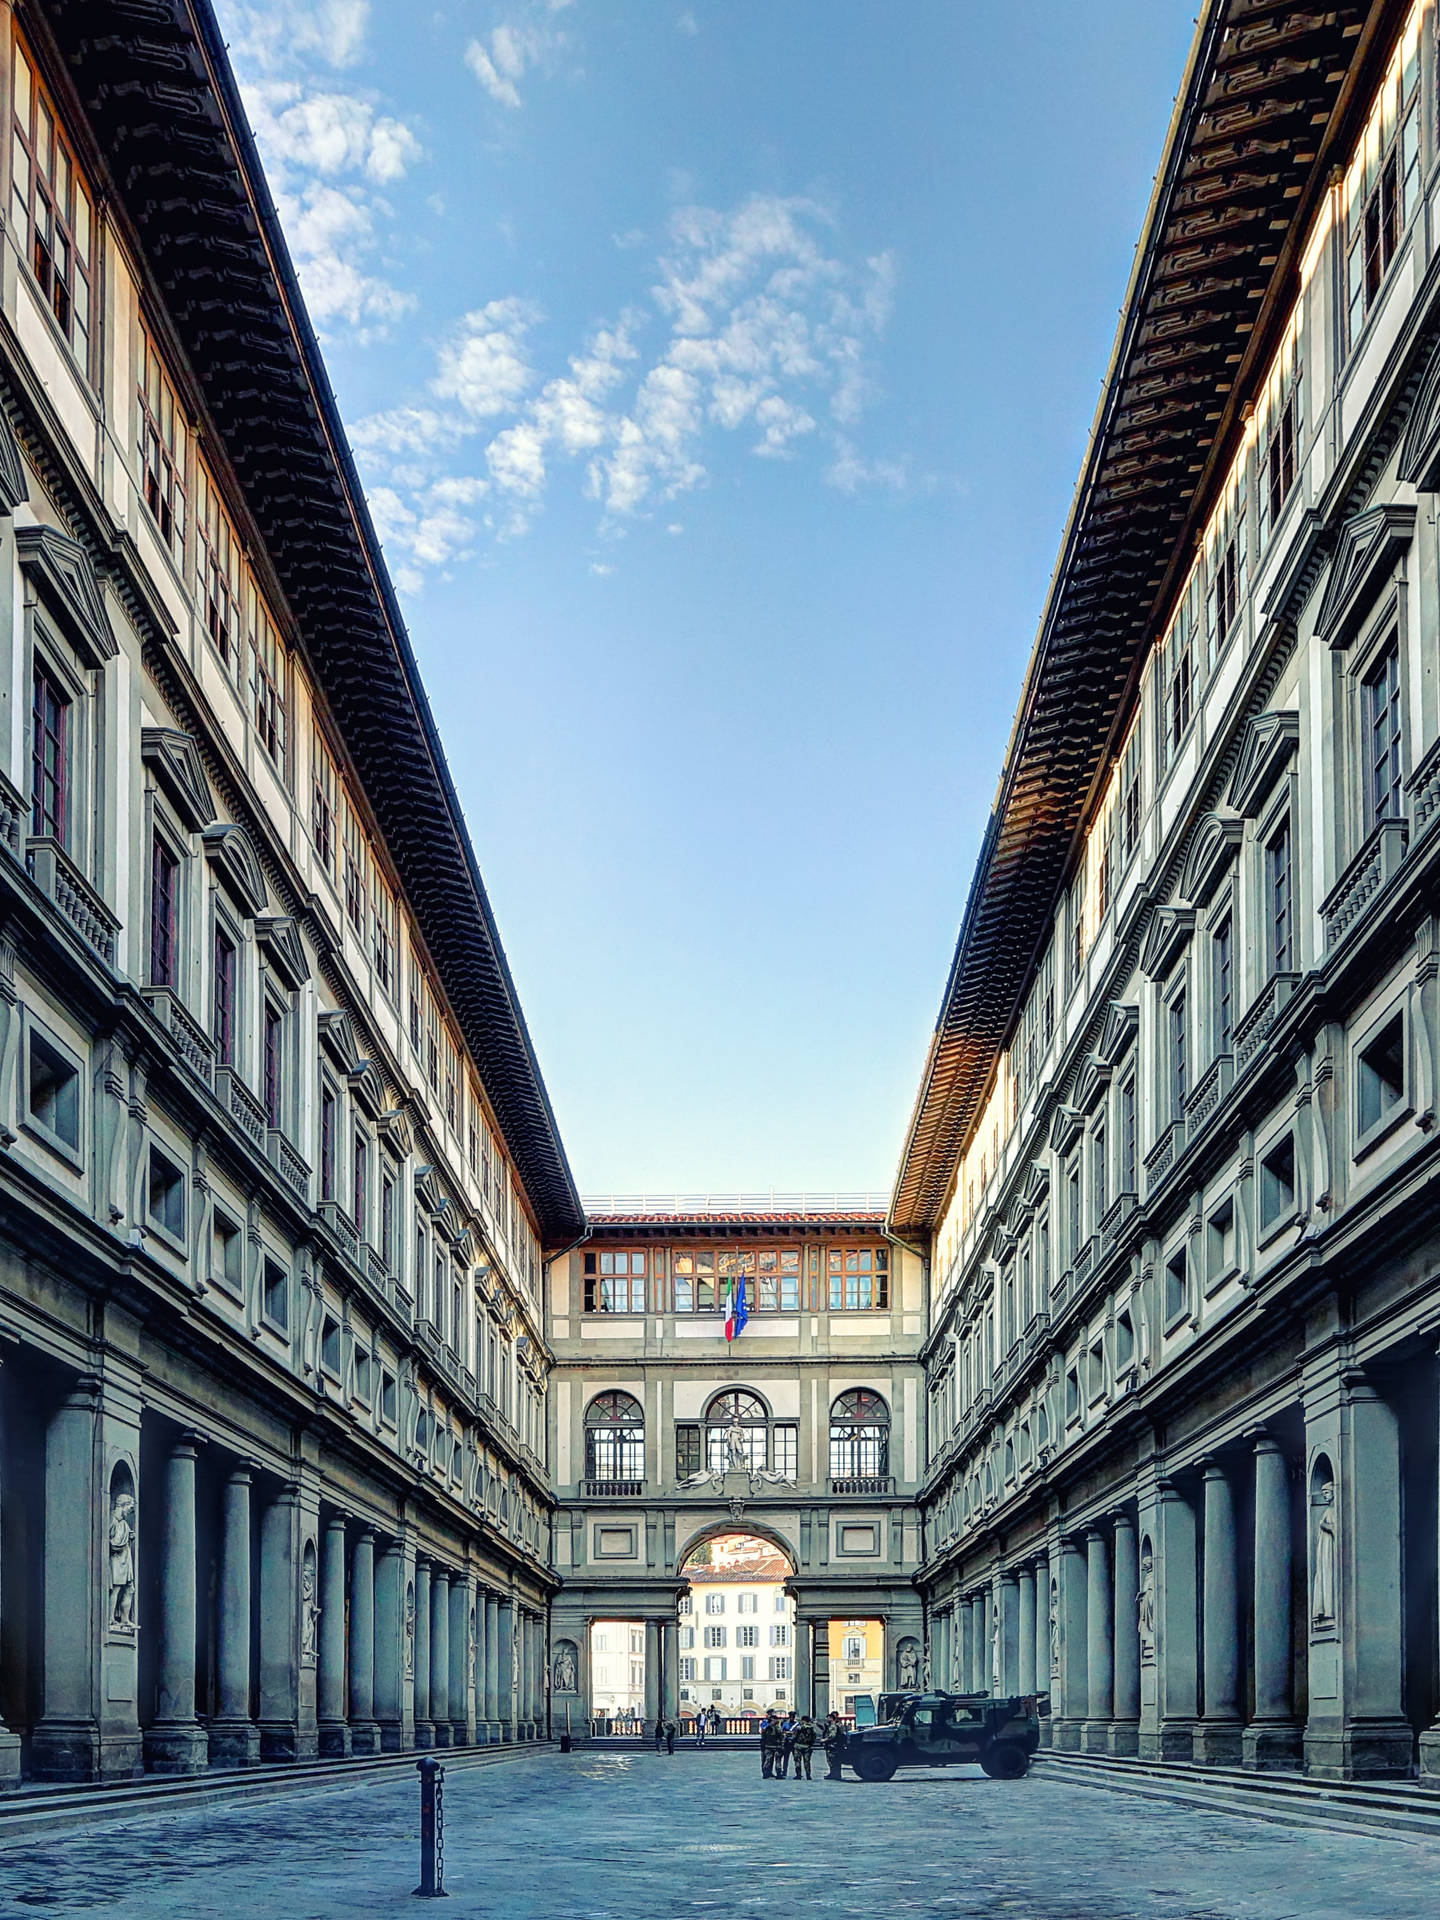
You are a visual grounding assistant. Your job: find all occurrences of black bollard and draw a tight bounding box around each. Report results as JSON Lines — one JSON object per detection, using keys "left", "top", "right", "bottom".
{"left": 413, "top": 1755, "right": 447, "bottom": 1898}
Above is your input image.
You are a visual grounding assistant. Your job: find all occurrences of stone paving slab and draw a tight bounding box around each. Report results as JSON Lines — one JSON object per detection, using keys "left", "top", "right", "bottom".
{"left": 0, "top": 1748, "right": 1437, "bottom": 1919}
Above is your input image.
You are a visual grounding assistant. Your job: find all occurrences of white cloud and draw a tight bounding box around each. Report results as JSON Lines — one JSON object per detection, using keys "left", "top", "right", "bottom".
{"left": 465, "top": 2, "right": 576, "bottom": 110}
{"left": 214, "top": 0, "right": 423, "bottom": 343}
{"left": 353, "top": 192, "right": 898, "bottom": 579}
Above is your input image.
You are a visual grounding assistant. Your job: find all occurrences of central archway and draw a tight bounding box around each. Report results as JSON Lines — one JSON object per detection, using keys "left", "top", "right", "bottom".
{"left": 677, "top": 1530, "right": 795, "bottom": 1726}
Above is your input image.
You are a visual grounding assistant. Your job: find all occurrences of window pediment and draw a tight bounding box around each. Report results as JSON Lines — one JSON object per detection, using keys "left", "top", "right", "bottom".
{"left": 0, "top": 412, "right": 28, "bottom": 516}
{"left": 257, "top": 914, "right": 308, "bottom": 989}
{"left": 1227, "top": 710, "right": 1299, "bottom": 818}
{"left": 1022, "top": 1162, "right": 1050, "bottom": 1207}
{"left": 1097, "top": 1001, "right": 1139, "bottom": 1064}
{"left": 1398, "top": 336, "right": 1440, "bottom": 492}
{"left": 350, "top": 1059, "right": 386, "bottom": 1119}
{"left": 1314, "top": 504, "right": 1414, "bottom": 651}
{"left": 202, "top": 822, "right": 267, "bottom": 916}
{"left": 141, "top": 728, "right": 214, "bottom": 833}
{"left": 17, "top": 524, "right": 115, "bottom": 668}
{"left": 378, "top": 1106, "right": 414, "bottom": 1159}
{"left": 1073, "top": 1055, "right": 1112, "bottom": 1114}
{"left": 318, "top": 1007, "right": 362, "bottom": 1072}
{"left": 1180, "top": 811, "right": 1243, "bottom": 907}
{"left": 1050, "top": 1105, "right": 1082, "bottom": 1154}
{"left": 1140, "top": 907, "right": 1196, "bottom": 981}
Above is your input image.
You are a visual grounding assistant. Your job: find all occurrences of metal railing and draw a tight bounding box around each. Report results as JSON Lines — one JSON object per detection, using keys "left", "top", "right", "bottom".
{"left": 582, "top": 1478, "right": 644, "bottom": 1498}
{"left": 582, "top": 1190, "right": 890, "bottom": 1216}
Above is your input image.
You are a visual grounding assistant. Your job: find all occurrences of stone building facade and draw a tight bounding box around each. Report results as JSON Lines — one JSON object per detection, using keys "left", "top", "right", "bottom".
{"left": 0, "top": 0, "right": 580, "bottom": 1783}
{"left": 546, "top": 1207, "right": 926, "bottom": 1726}
{"left": 895, "top": 0, "right": 1440, "bottom": 1783}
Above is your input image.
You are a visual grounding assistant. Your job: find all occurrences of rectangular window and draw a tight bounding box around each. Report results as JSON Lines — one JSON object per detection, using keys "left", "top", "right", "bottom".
{"left": 1214, "top": 919, "right": 1233, "bottom": 1057}
{"left": 1168, "top": 989, "right": 1187, "bottom": 1120}
{"left": 262, "top": 1258, "right": 289, "bottom": 1330}
{"left": 311, "top": 727, "right": 336, "bottom": 871}
{"left": 343, "top": 799, "right": 367, "bottom": 938}
{"left": 30, "top": 661, "right": 68, "bottom": 842}
{"left": 1258, "top": 336, "right": 1302, "bottom": 547}
{"left": 741, "top": 1655, "right": 755, "bottom": 1680}
{"left": 319, "top": 1086, "right": 336, "bottom": 1202}
{"left": 770, "top": 1623, "right": 790, "bottom": 1648}
{"left": 196, "top": 463, "right": 243, "bottom": 670}
{"left": 1346, "top": 16, "right": 1422, "bottom": 343}
{"left": 139, "top": 332, "right": 186, "bottom": 558}
{"left": 11, "top": 38, "right": 92, "bottom": 372}
{"left": 213, "top": 925, "right": 236, "bottom": 1066}
{"left": 583, "top": 1249, "right": 647, "bottom": 1314}
{"left": 28, "top": 1028, "right": 79, "bottom": 1151}
{"left": 262, "top": 1000, "right": 284, "bottom": 1129}
{"left": 771, "top": 1424, "right": 798, "bottom": 1479}
{"left": 251, "top": 595, "right": 286, "bottom": 772}
{"left": 150, "top": 834, "right": 179, "bottom": 988}
{"left": 353, "top": 1131, "right": 368, "bottom": 1236}
{"left": 1364, "top": 645, "right": 1403, "bottom": 830}
{"left": 1066, "top": 1157, "right": 1081, "bottom": 1260}
{"left": 1164, "top": 1247, "right": 1187, "bottom": 1327}
{"left": 769, "top": 1657, "right": 791, "bottom": 1681}
{"left": 1259, "top": 1134, "right": 1296, "bottom": 1232}
{"left": 675, "top": 1424, "right": 701, "bottom": 1478}
{"left": 380, "top": 1170, "right": 395, "bottom": 1268}
{"left": 1119, "top": 726, "right": 1142, "bottom": 869}
{"left": 372, "top": 876, "right": 395, "bottom": 992}
{"left": 1164, "top": 586, "right": 1196, "bottom": 761}
{"left": 212, "top": 1208, "right": 242, "bottom": 1292}
{"left": 705, "top": 1592, "right": 724, "bottom": 1616}
{"left": 826, "top": 1246, "right": 890, "bottom": 1312}
{"left": 1119, "top": 1075, "right": 1137, "bottom": 1196}
{"left": 147, "top": 1146, "right": 185, "bottom": 1240}
{"left": 1267, "top": 820, "right": 1294, "bottom": 975}
{"left": 679, "top": 1658, "right": 696, "bottom": 1682}
{"left": 755, "top": 1247, "right": 800, "bottom": 1312}
{"left": 1357, "top": 1013, "right": 1406, "bottom": 1138}
{"left": 703, "top": 1625, "right": 726, "bottom": 1649}
{"left": 1091, "top": 1125, "right": 1106, "bottom": 1223}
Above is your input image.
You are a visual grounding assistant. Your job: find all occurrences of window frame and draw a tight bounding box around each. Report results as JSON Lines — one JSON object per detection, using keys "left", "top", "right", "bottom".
{"left": 10, "top": 32, "right": 94, "bottom": 378}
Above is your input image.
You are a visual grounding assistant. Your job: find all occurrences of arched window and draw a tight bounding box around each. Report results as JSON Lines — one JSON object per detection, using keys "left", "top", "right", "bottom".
{"left": 828, "top": 1390, "right": 890, "bottom": 1487}
{"left": 585, "top": 1391, "right": 645, "bottom": 1489}
{"left": 682, "top": 1389, "right": 798, "bottom": 1479}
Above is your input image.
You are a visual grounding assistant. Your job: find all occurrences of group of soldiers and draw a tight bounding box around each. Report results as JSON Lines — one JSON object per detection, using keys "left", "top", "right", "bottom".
{"left": 759, "top": 1709, "right": 847, "bottom": 1780}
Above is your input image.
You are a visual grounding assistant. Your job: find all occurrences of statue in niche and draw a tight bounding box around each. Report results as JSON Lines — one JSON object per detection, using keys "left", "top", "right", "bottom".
{"left": 108, "top": 1483, "right": 137, "bottom": 1632}
{"left": 921, "top": 1650, "right": 932, "bottom": 1690}
{"left": 553, "top": 1643, "right": 578, "bottom": 1694}
{"left": 1312, "top": 1477, "right": 1338, "bottom": 1628}
{"left": 897, "top": 1640, "right": 919, "bottom": 1690}
{"left": 1048, "top": 1578, "right": 1061, "bottom": 1679}
{"left": 991, "top": 1605, "right": 1001, "bottom": 1687}
{"left": 300, "top": 1555, "right": 321, "bottom": 1665}
{"left": 725, "top": 1419, "right": 750, "bottom": 1472}
{"left": 404, "top": 1581, "right": 416, "bottom": 1678}
{"left": 468, "top": 1610, "right": 478, "bottom": 1692}
{"left": 1138, "top": 1543, "right": 1156, "bottom": 1663}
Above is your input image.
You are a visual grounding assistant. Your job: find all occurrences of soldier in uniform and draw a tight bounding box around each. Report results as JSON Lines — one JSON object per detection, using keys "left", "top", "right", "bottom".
{"left": 821, "top": 1710, "right": 847, "bottom": 1780}
{"left": 760, "top": 1710, "right": 783, "bottom": 1779}
{"left": 791, "top": 1715, "right": 817, "bottom": 1779}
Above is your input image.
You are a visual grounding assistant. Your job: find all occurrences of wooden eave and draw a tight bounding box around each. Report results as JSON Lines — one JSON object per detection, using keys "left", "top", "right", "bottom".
{"left": 890, "top": 0, "right": 1393, "bottom": 1242}
{"left": 43, "top": 0, "right": 584, "bottom": 1246}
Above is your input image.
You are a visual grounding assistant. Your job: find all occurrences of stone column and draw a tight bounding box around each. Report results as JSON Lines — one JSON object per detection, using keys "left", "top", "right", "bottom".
{"left": 449, "top": 1576, "right": 469, "bottom": 1747}
{"left": 977, "top": 1591, "right": 992, "bottom": 1693}
{"left": 33, "top": 1379, "right": 101, "bottom": 1781}
{"left": 998, "top": 1573, "right": 1021, "bottom": 1696}
{"left": 413, "top": 1562, "right": 433, "bottom": 1748}
{"left": 430, "top": 1568, "right": 451, "bottom": 1747}
{"left": 1155, "top": 1478, "right": 1197, "bottom": 1761}
{"left": 643, "top": 1618, "right": 660, "bottom": 1730}
{"left": 259, "top": 1484, "right": 304, "bottom": 1760}
{"left": 484, "top": 1592, "right": 501, "bottom": 1733}
{"left": 1081, "top": 1529, "right": 1113, "bottom": 1754}
{"left": 145, "top": 1434, "right": 208, "bottom": 1774}
{"left": 499, "top": 1599, "right": 516, "bottom": 1739}
{"left": 0, "top": 1361, "right": 25, "bottom": 1783}
{"left": 521, "top": 1613, "right": 535, "bottom": 1735}
{"left": 209, "top": 1467, "right": 260, "bottom": 1766}
{"left": 661, "top": 1618, "right": 678, "bottom": 1722}
{"left": 1017, "top": 1571, "right": 1037, "bottom": 1697}
{"left": 793, "top": 1617, "right": 812, "bottom": 1715}
{"left": 1110, "top": 1510, "right": 1140, "bottom": 1755}
{"left": 472, "top": 1591, "right": 489, "bottom": 1743}
{"left": 1246, "top": 1435, "right": 1300, "bottom": 1770}
{"left": 349, "top": 1529, "right": 379, "bottom": 1754}
{"left": 374, "top": 1539, "right": 406, "bottom": 1751}
{"left": 1195, "top": 1461, "right": 1241, "bottom": 1764}
{"left": 959, "top": 1599, "right": 974, "bottom": 1693}
{"left": 1036, "top": 1557, "right": 1054, "bottom": 1717}
{"left": 317, "top": 1514, "right": 350, "bottom": 1757}
{"left": 812, "top": 1617, "right": 830, "bottom": 1720}
{"left": 1054, "top": 1537, "right": 1087, "bottom": 1750}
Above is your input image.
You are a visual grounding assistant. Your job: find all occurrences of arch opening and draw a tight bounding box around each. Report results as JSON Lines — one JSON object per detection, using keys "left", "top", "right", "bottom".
{"left": 677, "top": 1530, "right": 795, "bottom": 1723}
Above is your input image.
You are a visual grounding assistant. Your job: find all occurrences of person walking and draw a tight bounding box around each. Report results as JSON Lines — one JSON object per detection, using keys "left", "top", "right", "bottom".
{"left": 822, "top": 1711, "right": 847, "bottom": 1781}
{"left": 653, "top": 1716, "right": 665, "bottom": 1752}
{"left": 695, "top": 1707, "right": 707, "bottom": 1748}
{"left": 760, "top": 1710, "right": 783, "bottom": 1779}
{"left": 663, "top": 1715, "right": 677, "bottom": 1754}
{"left": 791, "top": 1715, "right": 816, "bottom": 1780}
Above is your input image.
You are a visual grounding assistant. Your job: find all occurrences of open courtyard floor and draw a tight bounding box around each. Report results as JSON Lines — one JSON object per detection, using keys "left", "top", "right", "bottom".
{"left": 0, "top": 1749, "right": 1438, "bottom": 1919}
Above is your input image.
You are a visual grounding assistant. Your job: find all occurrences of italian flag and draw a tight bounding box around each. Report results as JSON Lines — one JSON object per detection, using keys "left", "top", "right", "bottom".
{"left": 723, "top": 1275, "right": 749, "bottom": 1343}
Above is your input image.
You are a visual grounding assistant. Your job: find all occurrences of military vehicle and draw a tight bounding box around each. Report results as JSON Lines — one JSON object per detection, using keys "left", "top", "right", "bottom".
{"left": 843, "top": 1690, "right": 1041, "bottom": 1781}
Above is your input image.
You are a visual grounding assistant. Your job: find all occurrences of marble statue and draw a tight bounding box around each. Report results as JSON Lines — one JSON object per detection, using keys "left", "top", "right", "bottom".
{"left": 468, "top": 1611, "right": 478, "bottom": 1690}
{"left": 1312, "top": 1478, "right": 1338, "bottom": 1627}
{"left": 404, "top": 1581, "right": 416, "bottom": 1677}
{"left": 991, "top": 1604, "right": 1000, "bottom": 1686}
{"left": 898, "top": 1641, "right": 919, "bottom": 1689}
{"left": 300, "top": 1561, "right": 321, "bottom": 1664}
{"left": 1138, "top": 1544, "right": 1156, "bottom": 1661}
{"left": 725, "top": 1419, "right": 749, "bottom": 1471}
{"left": 108, "top": 1488, "right": 137, "bottom": 1632}
{"left": 554, "top": 1643, "right": 578, "bottom": 1693}
{"left": 1048, "top": 1577, "right": 1060, "bottom": 1678}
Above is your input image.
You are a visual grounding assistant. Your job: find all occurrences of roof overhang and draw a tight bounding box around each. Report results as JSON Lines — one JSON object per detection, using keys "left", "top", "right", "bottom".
{"left": 43, "top": 0, "right": 584, "bottom": 1245}
{"left": 889, "top": 0, "right": 1394, "bottom": 1242}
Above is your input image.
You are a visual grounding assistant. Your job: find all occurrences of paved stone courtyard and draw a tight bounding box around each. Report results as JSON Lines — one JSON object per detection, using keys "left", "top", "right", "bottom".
{"left": 0, "top": 1749, "right": 1438, "bottom": 1919}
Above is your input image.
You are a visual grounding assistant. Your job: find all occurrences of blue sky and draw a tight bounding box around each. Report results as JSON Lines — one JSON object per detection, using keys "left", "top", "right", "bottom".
{"left": 215, "top": 0, "right": 1195, "bottom": 1197}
